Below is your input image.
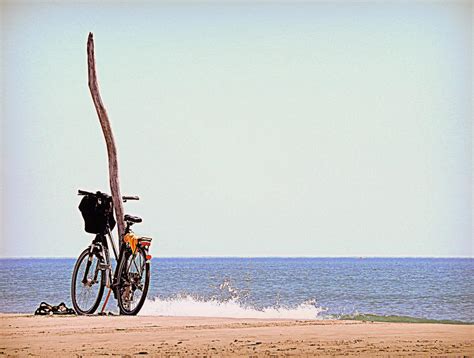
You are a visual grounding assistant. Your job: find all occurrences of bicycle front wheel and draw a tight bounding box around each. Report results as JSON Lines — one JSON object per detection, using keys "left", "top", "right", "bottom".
{"left": 117, "top": 247, "right": 150, "bottom": 315}
{"left": 71, "top": 248, "right": 105, "bottom": 315}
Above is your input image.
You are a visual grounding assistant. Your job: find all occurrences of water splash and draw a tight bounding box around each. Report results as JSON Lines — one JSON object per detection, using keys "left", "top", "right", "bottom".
{"left": 139, "top": 295, "right": 325, "bottom": 319}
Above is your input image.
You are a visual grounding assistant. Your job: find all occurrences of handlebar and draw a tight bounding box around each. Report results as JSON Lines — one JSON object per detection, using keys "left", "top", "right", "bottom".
{"left": 122, "top": 196, "right": 139, "bottom": 202}
{"left": 78, "top": 189, "right": 96, "bottom": 196}
{"left": 78, "top": 190, "right": 139, "bottom": 202}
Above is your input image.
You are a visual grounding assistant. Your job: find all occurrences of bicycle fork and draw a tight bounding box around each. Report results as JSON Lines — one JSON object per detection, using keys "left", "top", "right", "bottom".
{"left": 89, "top": 242, "right": 115, "bottom": 315}
{"left": 89, "top": 242, "right": 113, "bottom": 289}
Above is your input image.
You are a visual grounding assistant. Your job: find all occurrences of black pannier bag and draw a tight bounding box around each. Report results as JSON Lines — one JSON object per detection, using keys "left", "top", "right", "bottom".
{"left": 79, "top": 194, "right": 116, "bottom": 234}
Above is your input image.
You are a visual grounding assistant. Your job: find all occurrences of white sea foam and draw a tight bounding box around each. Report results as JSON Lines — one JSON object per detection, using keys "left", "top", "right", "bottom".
{"left": 139, "top": 295, "right": 325, "bottom": 319}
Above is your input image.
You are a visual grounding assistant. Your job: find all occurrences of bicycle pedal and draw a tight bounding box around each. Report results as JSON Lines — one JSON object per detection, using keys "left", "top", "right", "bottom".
{"left": 97, "top": 263, "right": 111, "bottom": 270}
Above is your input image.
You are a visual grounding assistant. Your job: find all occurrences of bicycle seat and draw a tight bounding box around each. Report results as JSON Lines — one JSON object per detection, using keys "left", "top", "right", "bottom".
{"left": 124, "top": 214, "right": 142, "bottom": 223}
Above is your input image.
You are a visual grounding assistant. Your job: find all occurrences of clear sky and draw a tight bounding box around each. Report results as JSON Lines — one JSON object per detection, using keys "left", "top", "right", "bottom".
{"left": 1, "top": 1, "right": 472, "bottom": 258}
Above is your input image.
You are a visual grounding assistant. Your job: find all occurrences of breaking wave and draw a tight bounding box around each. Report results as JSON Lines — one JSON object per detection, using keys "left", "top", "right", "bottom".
{"left": 139, "top": 295, "right": 326, "bottom": 319}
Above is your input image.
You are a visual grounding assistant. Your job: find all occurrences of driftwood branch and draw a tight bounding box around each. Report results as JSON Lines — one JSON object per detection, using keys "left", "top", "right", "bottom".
{"left": 87, "top": 32, "right": 126, "bottom": 240}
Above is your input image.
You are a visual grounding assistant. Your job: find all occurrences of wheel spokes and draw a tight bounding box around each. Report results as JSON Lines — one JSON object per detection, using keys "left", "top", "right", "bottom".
{"left": 121, "top": 252, "right": 146, "bottom": 312}
{"left": 75, "top": 254, "right": 101, "bottom": 312}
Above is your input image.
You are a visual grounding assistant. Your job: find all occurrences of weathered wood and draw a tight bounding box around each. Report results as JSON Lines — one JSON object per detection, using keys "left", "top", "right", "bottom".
{"left": 87, "top": 32, "right": 125, "bottom": 240}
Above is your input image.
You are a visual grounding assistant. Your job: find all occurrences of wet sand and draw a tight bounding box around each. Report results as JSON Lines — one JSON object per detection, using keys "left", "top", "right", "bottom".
{"left": 1, "top": 314, "right": 473, "bottom": 356}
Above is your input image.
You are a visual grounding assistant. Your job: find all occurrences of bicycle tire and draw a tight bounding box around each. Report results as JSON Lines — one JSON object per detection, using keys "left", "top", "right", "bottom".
{"left": 71, "top": 248, "right": 105, "bottom": 315}
{"left": 116, "top": 247, "right": 150, "bottom": 315}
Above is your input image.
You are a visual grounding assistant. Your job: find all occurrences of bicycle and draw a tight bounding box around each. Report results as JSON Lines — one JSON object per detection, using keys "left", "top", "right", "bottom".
{"left": 71, "top": 189, "right": 152, "bottom": 315}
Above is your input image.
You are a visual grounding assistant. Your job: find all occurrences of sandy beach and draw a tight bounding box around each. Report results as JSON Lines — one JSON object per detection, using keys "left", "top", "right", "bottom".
{"left": 1, "top": 314, "right": 472, "bottom": 356}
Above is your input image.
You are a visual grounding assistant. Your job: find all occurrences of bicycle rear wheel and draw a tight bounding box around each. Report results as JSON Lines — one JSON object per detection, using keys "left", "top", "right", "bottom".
{"left": 117, "top": 247, "right": 150, "bottom": 315}
{"left": 71, "top": 248, "right": 105, "bottom": 315}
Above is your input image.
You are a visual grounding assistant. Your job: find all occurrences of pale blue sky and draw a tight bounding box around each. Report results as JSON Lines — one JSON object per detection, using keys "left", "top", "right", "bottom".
{"left": 1, "top": 1, "right": 472, "bottom": 257}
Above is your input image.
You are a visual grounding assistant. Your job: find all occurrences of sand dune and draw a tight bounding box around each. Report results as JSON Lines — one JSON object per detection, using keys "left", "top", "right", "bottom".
{"left": 1, "top": 314, "right": 472, "bottom": 356}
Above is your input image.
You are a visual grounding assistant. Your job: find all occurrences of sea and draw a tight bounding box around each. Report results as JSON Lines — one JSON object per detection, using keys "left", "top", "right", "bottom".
{"left": 0, "top": 257, "right": 472, "bottom": 323}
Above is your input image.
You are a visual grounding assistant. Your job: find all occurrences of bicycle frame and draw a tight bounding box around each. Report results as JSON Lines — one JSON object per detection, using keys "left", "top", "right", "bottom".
{"left": 85, "top": 222, "right": 134, "bottom": 290}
